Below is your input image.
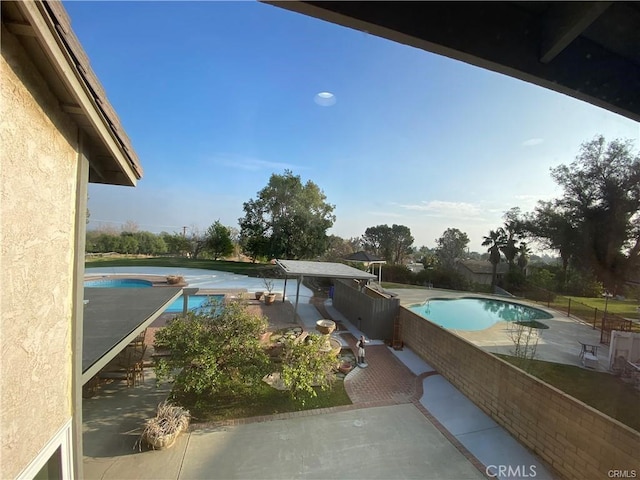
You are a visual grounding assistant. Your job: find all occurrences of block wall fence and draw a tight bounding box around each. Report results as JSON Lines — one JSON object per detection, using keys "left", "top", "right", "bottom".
{"left": 398, "top": 308, "right": 640, "bottom": 479}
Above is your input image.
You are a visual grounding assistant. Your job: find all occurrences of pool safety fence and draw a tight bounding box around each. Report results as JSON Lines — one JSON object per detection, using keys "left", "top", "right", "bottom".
{"left": 518, "top": 285, "right": 637, "bottom": 342}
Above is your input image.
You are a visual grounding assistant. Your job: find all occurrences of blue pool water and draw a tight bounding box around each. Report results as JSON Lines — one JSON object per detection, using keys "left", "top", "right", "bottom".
{"left": 166, "top": 294, "right": 224, "bottom": 313}
{"left": 409, "top": 297, "right": 553, "bottom": 331}
{"left": 84, "top": 278, "right": 152, "bottom": 288}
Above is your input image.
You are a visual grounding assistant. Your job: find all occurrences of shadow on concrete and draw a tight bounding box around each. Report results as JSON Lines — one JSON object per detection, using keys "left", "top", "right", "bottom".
{"left": 83, "top": 372, "right": 172, "bottom": 458}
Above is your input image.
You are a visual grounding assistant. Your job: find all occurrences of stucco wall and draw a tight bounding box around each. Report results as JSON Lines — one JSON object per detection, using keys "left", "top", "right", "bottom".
{"left": 1, "top": 26, "right": 78, "bottom": 478}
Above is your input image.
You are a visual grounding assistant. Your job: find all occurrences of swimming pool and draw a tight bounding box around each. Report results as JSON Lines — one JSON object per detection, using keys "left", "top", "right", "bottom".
{"left": 84, "top": 278, "right": 152, "bottom": 288}
{"left": 408, "top": 297, "right": 553, "bottom": 331}
{"left": 166, "top": 294, "right": 224, "bottom": 313}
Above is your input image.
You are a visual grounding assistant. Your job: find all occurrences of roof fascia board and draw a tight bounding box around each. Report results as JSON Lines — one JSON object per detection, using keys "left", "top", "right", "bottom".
{"left": 16, "top": 1, "right": 139, "bottom": 186}
{"left": 266, "top": 1, "right": 639, "bottom": 123}
{"left": 81, "top": 288, "right": 182, "bottom": 383}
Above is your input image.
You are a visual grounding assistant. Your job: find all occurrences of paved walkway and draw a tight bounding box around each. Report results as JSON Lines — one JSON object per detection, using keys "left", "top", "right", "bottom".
{"left": 316, "top": 298, "right": 556, "bottom": 480}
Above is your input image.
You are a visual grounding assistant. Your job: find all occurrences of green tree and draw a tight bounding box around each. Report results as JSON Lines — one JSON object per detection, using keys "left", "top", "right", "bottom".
{"left": 517, "top": 242, "right": 531, "bottom": 274}
{"left": 154, "top": 298, "right": 270, "bottom": 396}
{"left": 390, "top": 224, "right": 414, "bottom": 264}
{"left": 435, "top": 228, "right": 470, "bottom": 270}
{"left": 362, "top": 225, "right": 392, "bottom": 260}
{"left": 280, "top": 334, "right": 337, "bottom": 403}
{"left": 239, "top": 170, "right": 335, "bottom": 260}
{"left": 522, "top": 201, "right": 578, "bottom": 290}
{"left": 482, "top": 228, "right": 506, "bottom": 290}
{"left": 319, "top": 235, "right": 358, "bottom": 262}
{"left": 133, "top": 231, "right": 167, "bottom": 255}
{"left": 550, "top": 136, "right": 640, "bottom": 292}
{"left": 161, "top": 232, "right": 191, "bottom": 256}
{"left": 119, "top": 233, "right": 139, "bottom": 254}
{"left": 501, "top": 208, "right": 524, "bottom": 272}
{"left": 528, "top": 268, "right": 556, "bottom": 291}
{"left": 205, "top": 221, "right": 234, "bottom": 260}
{"left": 362, "top": 224, "right": 414, "bottom": 264}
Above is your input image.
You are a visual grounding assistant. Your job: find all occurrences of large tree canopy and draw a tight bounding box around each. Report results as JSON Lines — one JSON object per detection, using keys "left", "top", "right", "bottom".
{"left": 205, "top": 220, "right": 234, "bottom": 260}
{"left": 239, "top": 171, "right": 335, "bottom": 260}
{"left": 435, "top": 228, "right": 469, "bottom": 269}
{"left": 527, "top": 136, "right": 640, "bottom": 291}
{"left": 362, "top": 224, "right": 414, "bottom": 264}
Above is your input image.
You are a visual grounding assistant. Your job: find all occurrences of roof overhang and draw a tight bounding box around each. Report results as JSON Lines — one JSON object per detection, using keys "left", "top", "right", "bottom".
{"left": 276, "top": 259, "right": 376, "bottom": 280}
{"left": 266, "top": 1, "right": 640, "bottom": 123}
{"left": 344, "top": 251, "right": 387, "bottom": 264}
{"left": 2, "top": 1, "right": 143, "bottom": 186}
{"left": 82, "top": 287, "right": 182, "bottom": 384}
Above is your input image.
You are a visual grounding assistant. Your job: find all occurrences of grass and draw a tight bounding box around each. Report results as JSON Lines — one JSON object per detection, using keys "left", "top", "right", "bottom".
{"left": 171, "top": 381, "right": 352, "bottom": 423}
{"left": 497, "top": 354, "right": 640, "bottom": 432}
{"left": 565, "top": 296, "right": 639, "bottom": 319}
{"left": 85, "top": 255, "right": 266, "bottom": 276}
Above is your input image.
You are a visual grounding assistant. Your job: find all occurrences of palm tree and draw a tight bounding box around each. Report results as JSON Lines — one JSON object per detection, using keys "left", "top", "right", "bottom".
{"left": 482, "top": 228, "right": 506, "bottom": 291}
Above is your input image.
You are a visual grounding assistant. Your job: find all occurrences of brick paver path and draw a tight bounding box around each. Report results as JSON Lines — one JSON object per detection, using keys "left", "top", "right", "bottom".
{"left": 341, "top": 335, "right": 422, "bottom": 404}
{"left": 311, "top": 297, "right": 422, "bottom": 405}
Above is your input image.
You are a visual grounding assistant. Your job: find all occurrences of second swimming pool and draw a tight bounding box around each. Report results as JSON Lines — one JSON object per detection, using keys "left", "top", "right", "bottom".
{"left": 408, "top": 297, "right": 553, "bottom": 331}
{"left": 165, "top": 294, "right": 224, "bottom": 313}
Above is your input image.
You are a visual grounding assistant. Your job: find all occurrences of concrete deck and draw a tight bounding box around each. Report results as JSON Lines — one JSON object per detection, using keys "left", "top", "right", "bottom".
{"left": 390, "top": 287, "right": 611, "bottom": 372}
{"left": 83, "top": 294, "right": 556, "bottom": 480}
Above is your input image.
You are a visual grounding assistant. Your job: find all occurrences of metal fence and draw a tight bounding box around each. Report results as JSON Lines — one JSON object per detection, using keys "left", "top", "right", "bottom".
{"left": 519, "top": 284, "right": 637, "bottom": 344}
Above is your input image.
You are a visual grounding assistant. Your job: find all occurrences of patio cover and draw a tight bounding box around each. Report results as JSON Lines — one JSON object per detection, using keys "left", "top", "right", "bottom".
{"left": 275, "top": 259, "right": 376, "bottom": 316}
{"left": 82, "top": 287, "right": 182, "bottom": 384}
{"left": 344, "top": 251, "right": 386, "bottom": 283}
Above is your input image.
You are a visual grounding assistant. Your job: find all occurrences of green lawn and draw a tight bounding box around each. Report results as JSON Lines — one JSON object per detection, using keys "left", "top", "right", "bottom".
{"left": 497, "top": 354, "right": 640, "bottom": 432}
{"left": 565, "top": 296, "right": 639, "bottom": 319}
{"left": 85, "top": 256, "right": 266, "bottom": 276}
{"left": 171, "top": 381, "right": 352, "bottom": 423}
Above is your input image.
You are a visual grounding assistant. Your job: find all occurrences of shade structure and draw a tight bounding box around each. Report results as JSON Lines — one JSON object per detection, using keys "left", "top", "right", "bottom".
{"left": 82, "top": 287, "right": 183, "bottom": 383}
{"left": 275, "top": 259, "right": 376, "bottom": 317}
{"left": 344, "top": 251, "right": 386, "bottom": 283}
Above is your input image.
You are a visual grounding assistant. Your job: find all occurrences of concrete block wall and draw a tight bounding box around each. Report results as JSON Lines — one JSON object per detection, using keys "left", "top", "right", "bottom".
{"left": 399, "top": 308, "right": 640, "bottom": 479}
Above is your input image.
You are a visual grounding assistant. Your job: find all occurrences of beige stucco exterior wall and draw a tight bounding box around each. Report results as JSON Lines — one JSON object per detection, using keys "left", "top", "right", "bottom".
{"left": 1, "top": 25, "right": 79, "bottom": 478}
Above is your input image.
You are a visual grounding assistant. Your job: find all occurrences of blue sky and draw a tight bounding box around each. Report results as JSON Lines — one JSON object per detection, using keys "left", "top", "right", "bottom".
{"left": 66, "top": 1, "right": 639, "bottom": 253}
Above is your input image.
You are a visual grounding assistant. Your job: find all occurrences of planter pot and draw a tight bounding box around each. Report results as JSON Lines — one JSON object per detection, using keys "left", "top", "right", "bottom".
{"left": 264, "top": 293, "right": 276, "bottom": 305}
{"left": 338, "top": 362, "right": 353, "bottom": 374}
{"left": 255, "top": 291, "right": 264, "bottom": 300}
{"left": 166, "top": 275, "right": 184, "bottom": 285}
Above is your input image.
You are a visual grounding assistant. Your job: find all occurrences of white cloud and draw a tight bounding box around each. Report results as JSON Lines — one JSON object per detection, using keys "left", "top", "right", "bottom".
{"left": 522, "top": 138, "right": 544, "bottom": 147}
{"left": 395, "top": 200, "right": 483, "bottom": 220}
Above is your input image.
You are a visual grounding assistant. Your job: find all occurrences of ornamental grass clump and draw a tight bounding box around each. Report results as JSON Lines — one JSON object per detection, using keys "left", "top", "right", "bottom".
{"left": 139, "top": 401, "right": 190, "bottom": 450}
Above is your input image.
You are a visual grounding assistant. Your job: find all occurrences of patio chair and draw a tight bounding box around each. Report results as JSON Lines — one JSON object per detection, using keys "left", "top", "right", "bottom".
{"left": 129, "top": 329, "right": 147, "bottom": 351}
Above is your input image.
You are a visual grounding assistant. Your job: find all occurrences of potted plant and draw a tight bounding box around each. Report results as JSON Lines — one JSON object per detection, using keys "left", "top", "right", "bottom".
{"left": 254, "top": 291, "right": 264, "bottom": 300}
{"left": 262, "top": 277, "right": 276, "bottom": 305}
